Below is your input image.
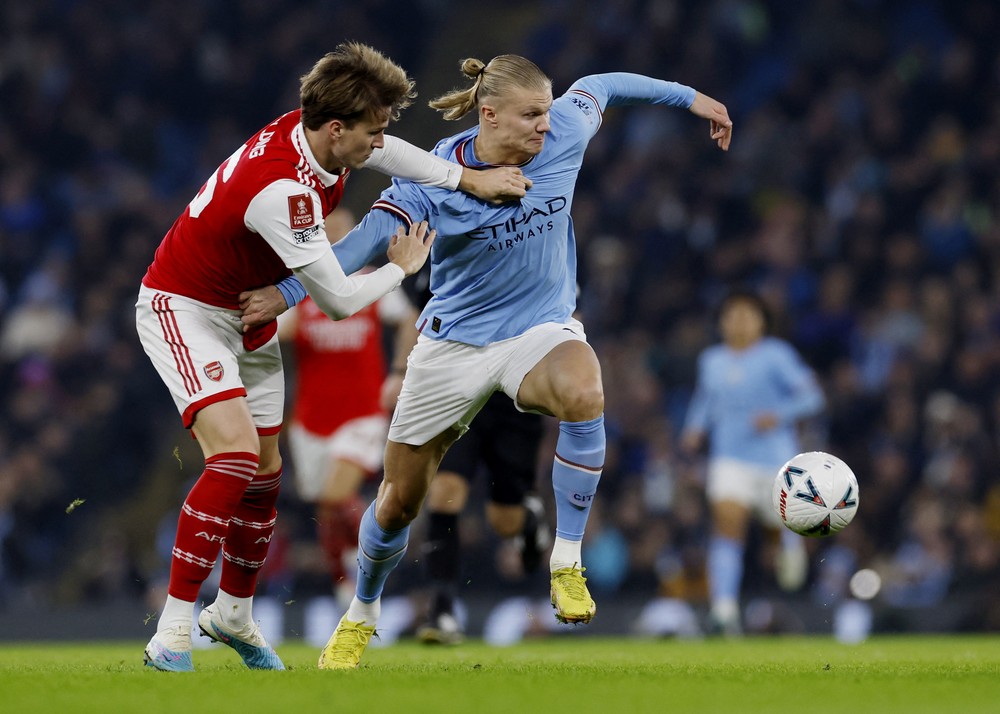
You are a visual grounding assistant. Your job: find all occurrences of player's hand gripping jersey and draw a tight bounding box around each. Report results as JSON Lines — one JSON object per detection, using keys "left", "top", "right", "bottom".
{"left": 279, "top": 73, "right": 696, "bottom": 346}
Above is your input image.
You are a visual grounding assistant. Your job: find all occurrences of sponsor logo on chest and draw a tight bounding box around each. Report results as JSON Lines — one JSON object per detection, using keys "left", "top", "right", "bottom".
{"left": 466, "top": 196, "right": 567, "bottom": 241}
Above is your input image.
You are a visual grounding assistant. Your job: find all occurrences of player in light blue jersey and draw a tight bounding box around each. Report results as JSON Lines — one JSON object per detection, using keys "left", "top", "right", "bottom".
{"left": 680, "top": 289, "right": 825, "bottom": 635}
{"left": 241, "top": 54, "right": 732, "bottom": 668}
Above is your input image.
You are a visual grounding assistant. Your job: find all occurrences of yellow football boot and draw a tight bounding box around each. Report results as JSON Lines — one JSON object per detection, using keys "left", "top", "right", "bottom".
{"left": 550, "top": 565, "right": 597, "bottom": 624}
{"left": 317, "top": 616, "right": 376, "bottom": 670}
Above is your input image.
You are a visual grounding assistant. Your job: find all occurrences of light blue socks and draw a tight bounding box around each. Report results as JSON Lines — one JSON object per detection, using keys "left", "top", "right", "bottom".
{"left": 707, "top": 535, "right": 744, "bottom": 604}
{"left": 355, "top": 501, "right": 410, "bottom": 603}
{"left": 551, "top": 415, "right": 605, "bottom": 541}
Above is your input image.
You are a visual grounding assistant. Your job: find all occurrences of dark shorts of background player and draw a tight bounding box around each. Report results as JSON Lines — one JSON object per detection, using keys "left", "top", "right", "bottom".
{"left": 438, "top": 392, "right": 545, "bottom": 506}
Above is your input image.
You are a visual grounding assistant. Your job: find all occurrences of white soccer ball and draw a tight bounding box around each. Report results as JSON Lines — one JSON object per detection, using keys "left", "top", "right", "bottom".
{"left": 772, "top": 451, "right": 859, "bottom": 537}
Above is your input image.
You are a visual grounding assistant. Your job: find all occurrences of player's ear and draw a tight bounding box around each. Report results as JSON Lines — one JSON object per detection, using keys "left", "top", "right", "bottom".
{"left": 328, "top": 119, "right": 345, "bottom": 140}
{"left": 480, "top": 103, "right": 498, "bottom": 128}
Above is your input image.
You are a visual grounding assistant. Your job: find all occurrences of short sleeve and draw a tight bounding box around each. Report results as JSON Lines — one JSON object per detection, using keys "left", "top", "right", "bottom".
{"left": 244, "top": 179, "right": 332, "bottom": 269}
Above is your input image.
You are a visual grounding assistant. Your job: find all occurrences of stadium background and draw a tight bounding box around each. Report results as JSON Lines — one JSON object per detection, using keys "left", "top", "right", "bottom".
{"left": 0, "top": 0, "right": 998, "bottom": 640}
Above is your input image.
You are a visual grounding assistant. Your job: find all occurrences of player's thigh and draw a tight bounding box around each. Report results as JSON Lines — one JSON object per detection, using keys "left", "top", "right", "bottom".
{"left": 426, "top": 472, "right": 470, "bottom": 513}
{"left": 258, "top": 433, "right": 282, "bottom": 475}
{"left": 321, "top": 459, "right": 367, "bottom": 502}
{"left": 495, "top": 320, "right": 602, "bottom": 418}
{"left": 379, "top": 430, "right": 459, "bottom": 527}
{"left": 237, "top": 335, "right": 284, "bottom": 434}
{"left": 322, "top": 414, "right": 388, "bottom": 501}
{"left": 426, "top": 420, "right": 480, "bottom": 511}
{"left": 287, "top": 423, "right": 329, "bottom": 502}
{"left": 706, "top": 457, "right": 764, "bottom": 505}
{"left": 436, "top": 419, "right": 482, "bottom": 481}
{"left": 751, "top": 465, "right": 784, "bottom": 529}
{"left": 136, "top": 286, "right": 247, "bottom": 429}
{"left": 326, "top": 414, "right": 389, "bottom": 475}
{"left": 288, "top": 415, "right": 385, "bottom": 502}
{"left": 485, "top": 502, "right": 524, "bottom": 538}
{"left": 707, "top": 457, "right": 772, "bottom": 534}
{"left": 388, "top": 335, "right": 494, "bottom": 446}
{"left": 710, "top": 500, "right": 752, "bottom": 539}
{"left": 191, "top": 398, "right": 259, "bottom": 458}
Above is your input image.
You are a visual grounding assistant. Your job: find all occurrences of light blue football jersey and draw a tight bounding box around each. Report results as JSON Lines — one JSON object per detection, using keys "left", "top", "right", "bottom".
{"left": 326, "top": 73, "right": 695, "bottom": 346}
{"left": 682, "top": 337, "right": 825, "bottom": 468}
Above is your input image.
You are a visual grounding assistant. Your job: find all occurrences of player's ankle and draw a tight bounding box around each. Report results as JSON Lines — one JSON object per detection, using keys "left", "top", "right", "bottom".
{"left": 346, "top": 596, "right": 380, "bottom": 625}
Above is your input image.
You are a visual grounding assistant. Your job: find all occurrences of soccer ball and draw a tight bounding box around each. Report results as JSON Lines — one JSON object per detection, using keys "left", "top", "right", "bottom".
{"left": 772, "top": 451, "right": 859, "bottom": 537}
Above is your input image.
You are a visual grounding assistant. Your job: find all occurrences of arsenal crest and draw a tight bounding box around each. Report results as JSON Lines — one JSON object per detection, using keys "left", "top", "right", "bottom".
{"left": 204, "top": 361, "right": 224, "bottom": 381}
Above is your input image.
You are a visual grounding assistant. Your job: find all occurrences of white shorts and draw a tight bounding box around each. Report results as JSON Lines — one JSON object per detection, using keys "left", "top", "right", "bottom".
{"left": 135, "top": 285, "right": 284, "bottom": 431}
{"left": 389, "top": 319, "right": 587, "bottom": 445}
{"left": 706, "top": 457, "right": 782, "bottom": 527}
{"left": 287, "top": 415, "right": 389, "bottom": 501}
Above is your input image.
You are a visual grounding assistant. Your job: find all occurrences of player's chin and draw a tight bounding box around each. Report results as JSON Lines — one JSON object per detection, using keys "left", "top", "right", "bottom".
{"left": 347, "top": 153, "right": 373, "bottom": 170}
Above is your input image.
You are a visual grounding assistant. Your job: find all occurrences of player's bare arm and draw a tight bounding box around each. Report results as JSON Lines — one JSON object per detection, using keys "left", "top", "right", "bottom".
{"left": 688, "top": 91, "right": 733, "bottom": 151}
{"left": 458, "top": 166, "right": 533, "bottom": 204}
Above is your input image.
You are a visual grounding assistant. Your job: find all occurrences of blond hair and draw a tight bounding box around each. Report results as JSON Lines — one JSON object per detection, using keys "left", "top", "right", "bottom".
{"left": 429, "top": 55, "right": 551, "bottom": 121}
{"left": 299, "top": 42, "right": 416, "bottom": 130}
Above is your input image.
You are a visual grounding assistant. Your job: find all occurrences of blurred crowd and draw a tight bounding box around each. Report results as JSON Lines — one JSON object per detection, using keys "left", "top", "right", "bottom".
{"left": 2, "top": 0, "right": 999, "bottom": 634}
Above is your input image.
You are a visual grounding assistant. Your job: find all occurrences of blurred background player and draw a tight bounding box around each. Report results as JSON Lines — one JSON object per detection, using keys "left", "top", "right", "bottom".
{"left": 680, "top": 289, "right": 826, "bottom": 636}
{"left": 391, "top": 265, "right": 549, "bottom": 645}
{"left": 278, "top": 207, "right": 416, "bottom": 612}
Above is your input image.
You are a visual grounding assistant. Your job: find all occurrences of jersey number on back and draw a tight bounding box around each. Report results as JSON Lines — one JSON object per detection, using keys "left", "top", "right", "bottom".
{"left": 188, "top": 144, "right": 248, "bottom": 218}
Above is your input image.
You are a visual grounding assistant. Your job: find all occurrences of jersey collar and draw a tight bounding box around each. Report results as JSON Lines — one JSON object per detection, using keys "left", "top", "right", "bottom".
{"left": 291, "top": 122, "right": 343, "bottom": 188}
{"left": 454, "top": 135, "right": 534, "bottom": 169}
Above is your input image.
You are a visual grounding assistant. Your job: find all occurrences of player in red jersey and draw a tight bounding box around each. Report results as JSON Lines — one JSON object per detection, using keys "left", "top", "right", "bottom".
{"left": 135, "top": 42, "right": 530, "bottom": 672}
{"left": 278, "top": 208, "right": 416, "bottom": 612}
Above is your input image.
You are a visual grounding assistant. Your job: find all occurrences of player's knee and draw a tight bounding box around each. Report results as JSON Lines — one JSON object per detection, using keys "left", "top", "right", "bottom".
{"left": 377, "top": 490, "right": 424, "bottom": 529}
{"left": 259, "top": 453, "right": 282, "bottom": 475}
{"left": 489, "top": 513, "right": 522, "bottom": 538}
{"left": 560, "top": 384, "right": 604, "bottom": 422}
{"left": 428, "top": 473, "right": 467, "bottom": 513}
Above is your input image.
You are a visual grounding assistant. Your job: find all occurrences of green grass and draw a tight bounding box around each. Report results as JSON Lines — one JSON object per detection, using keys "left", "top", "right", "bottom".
{"left": 1, "top": 636, "right": 998, "bottom": 713}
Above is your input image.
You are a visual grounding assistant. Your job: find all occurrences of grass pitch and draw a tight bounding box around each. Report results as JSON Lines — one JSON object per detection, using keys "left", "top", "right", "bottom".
{"left": 1, "top": 635, "right": 997, "bottom": 713}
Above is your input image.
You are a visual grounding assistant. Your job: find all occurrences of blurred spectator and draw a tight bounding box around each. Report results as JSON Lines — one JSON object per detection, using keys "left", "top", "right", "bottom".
{"left": 882, "top": 496, "right": 953, "bottom": 609}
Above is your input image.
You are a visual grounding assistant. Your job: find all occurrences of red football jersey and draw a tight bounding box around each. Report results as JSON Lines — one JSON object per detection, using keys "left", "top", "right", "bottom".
{"left": 290, "top": 296, "right": 387, "bottom": 435}
{"left": 143, "top": 110, "right": 346, "bottom": 309}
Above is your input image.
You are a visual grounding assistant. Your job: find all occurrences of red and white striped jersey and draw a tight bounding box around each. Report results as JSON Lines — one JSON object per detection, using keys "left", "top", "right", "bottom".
{"left": 143, "top": 110, "right": 345, "bottom": 309}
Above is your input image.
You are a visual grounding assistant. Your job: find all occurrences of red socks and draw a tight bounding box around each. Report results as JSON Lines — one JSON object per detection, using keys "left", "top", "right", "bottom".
{"left": 220, "top": 468, "right": 282, "bottom": 598}
{"left": 317, "top": 496, "right": 364, "bottom": 585}
{"left": 168, "top": 452, "right": 259, "bottom": 601}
